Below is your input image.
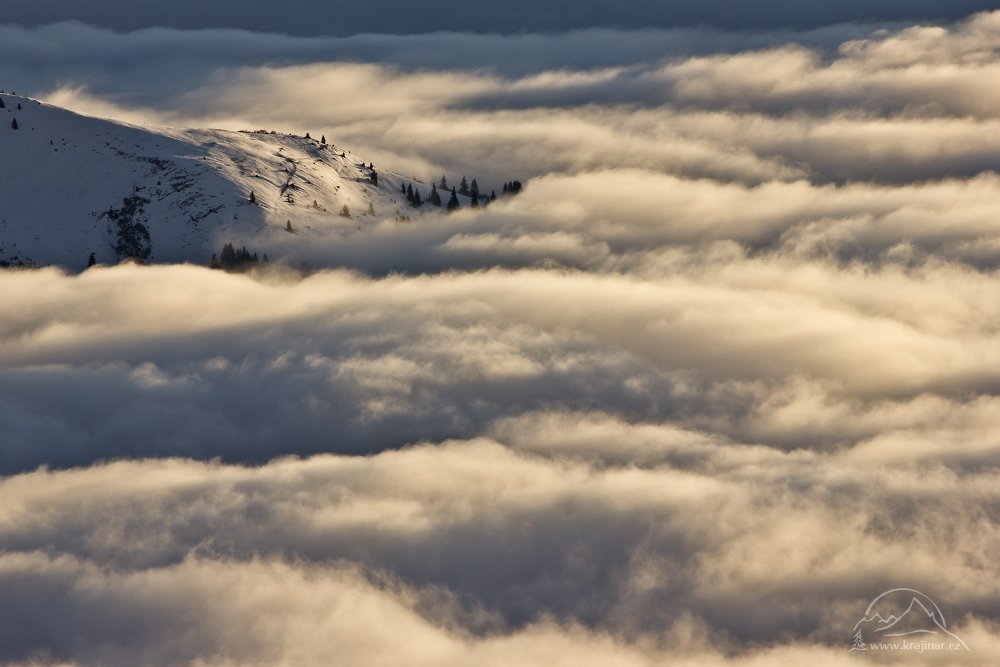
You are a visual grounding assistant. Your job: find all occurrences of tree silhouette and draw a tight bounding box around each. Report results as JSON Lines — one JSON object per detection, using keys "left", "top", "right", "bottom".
{"left": 217, "top": 243, "right": 264, "bottom": 272}
{"left": 503, "top": 180, "right": 524, "bottom": 195}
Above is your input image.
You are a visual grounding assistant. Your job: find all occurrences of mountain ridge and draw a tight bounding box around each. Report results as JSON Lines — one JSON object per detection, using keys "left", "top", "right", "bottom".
{"left": 0, "top": 93, "right": 470, "bottom": 269}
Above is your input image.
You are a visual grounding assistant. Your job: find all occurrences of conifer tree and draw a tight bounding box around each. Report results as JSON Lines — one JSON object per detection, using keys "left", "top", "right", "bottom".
{"left": 368, "top": 202, "right": 375, "bottom": 215}
{"left": 0, "top": 98, "right": 5, "bottom": 109}
{"left": 286, "top": 220, "right": 293, "bottom": 232}
{"left": 430, "top": 184, "right": 442, "bottom": 206}
{"left": 447, "top": 187, "right": 460, "bottom": 213}
{"left": 459, "top": 176, "right": 469, "bottom": 196}
{"left": 321, "top": 135, "right": 327, "bottom": 144}
{"left": 340, "top": 204, "right": 351, "bottom": 218}
{"left": 440, "top": 175, "right": 448, "bottom": 188}
{"left": 412, "top": 188, "right": 423, "bottom": 207}
{"left": 221, "top": 243, "right": 236, "bottom": 265}
{"left": 10, "top": 118, "right": 17, "bottom": 130}
{"left": 406, "top": 183, "right": 414, "bottom": 203}
{"left": 249, "top": 190, "right": 256, "bottom": 204}
{"left": 470, "top": 179, "right": 480, "bottom": 200}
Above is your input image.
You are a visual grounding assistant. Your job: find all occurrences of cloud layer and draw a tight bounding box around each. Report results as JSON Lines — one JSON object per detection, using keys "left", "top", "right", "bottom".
{"left": 7, "top": 12, "right": 999, "bottom": 191}
{"left": 3, "top": 0, "right": 997, "bottom": 35}
{"left": 4, "top": 9, "right": 1000, "bottom": 667}
{"left": 2, "top": 255, "right": 1000, "bottom": 664}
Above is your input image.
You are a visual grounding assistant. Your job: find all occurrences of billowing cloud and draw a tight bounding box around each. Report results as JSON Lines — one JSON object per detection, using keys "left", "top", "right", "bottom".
{"left": 6, "top": 11, "right": 997, "bottom": 190}
{"left": 3, "top": 253, "right": 1000, "bottom": 470}
{"left": 2, "top": 259, "right": 1000, "bottom": 665}
{"left": 1, "top": 421, "right": 999, "bottom": 665}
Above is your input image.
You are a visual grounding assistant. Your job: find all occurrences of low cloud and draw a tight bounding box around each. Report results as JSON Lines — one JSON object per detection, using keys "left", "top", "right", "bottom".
{"left": 15, "top": 11, "right": 998, "bottom": 191}
{"left": 3, "top": 257, "right": 1000, "bottom": 466}
{"left": 1, "top": 431, "right": 998, "bottom": 665}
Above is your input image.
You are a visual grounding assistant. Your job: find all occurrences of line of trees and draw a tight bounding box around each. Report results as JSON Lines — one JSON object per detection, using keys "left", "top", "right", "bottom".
{"left": 502, "top": 180, "right": 524, "bottom": 195}
{"left": 404, "top": 175, "right": 518, "bottom": 212}
{"left": 211, "top": 243, "right": 268, "bottom": 272}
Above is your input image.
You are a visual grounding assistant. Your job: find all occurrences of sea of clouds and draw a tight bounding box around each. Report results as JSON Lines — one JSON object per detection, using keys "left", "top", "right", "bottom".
{"left": 2, "top": 10, "right": 1000, "bottom": 666}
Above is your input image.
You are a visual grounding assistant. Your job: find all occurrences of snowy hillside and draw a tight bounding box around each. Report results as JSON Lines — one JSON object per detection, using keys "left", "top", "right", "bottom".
{"left": 0, "top": 93, "right": 469, "bottom": 269}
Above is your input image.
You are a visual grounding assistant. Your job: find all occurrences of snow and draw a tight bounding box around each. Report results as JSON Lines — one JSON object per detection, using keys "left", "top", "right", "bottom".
{"left": 0, "top": 93, "right": 468, "bottom": 269}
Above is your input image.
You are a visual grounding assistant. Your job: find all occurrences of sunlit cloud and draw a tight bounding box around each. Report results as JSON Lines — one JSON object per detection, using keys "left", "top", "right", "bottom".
{"left": 6, "top": 11, "right": 997, "bottom": 188}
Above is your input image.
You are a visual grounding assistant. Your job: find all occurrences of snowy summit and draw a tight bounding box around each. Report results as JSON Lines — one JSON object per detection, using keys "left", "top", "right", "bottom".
{"left": 0, "top": 93, "right": 480, "bottom": 269}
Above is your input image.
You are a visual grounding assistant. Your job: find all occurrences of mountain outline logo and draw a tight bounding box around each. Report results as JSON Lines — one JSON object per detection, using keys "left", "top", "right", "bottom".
{"left": 851, "top": 588, "right": 969, "bottom": 652}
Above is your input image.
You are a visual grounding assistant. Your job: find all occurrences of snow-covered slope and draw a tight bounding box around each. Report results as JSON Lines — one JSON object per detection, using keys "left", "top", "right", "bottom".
{"left": 0, "top": 93, "right": 457, "bottom": 269}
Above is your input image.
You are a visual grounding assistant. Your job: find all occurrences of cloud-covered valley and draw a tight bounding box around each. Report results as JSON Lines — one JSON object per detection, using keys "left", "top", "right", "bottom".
{"left": 3, "top": 252, "right": 1000, "bottom": 664}
{"left": 2, "top": 9, "right": 1000, "bottom": 667}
